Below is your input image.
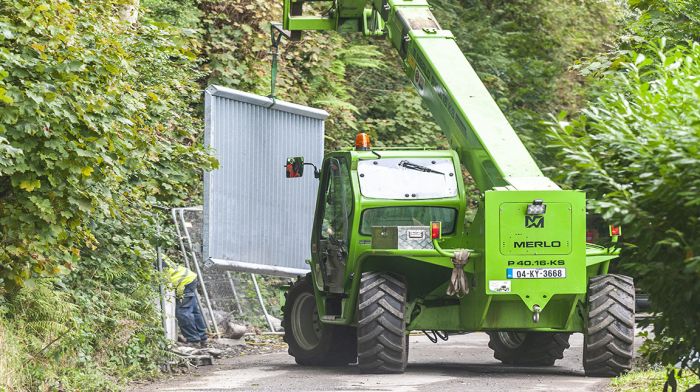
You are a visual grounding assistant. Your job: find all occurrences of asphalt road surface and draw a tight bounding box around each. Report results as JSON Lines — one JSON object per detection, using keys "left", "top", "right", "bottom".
{"left": 134, "top": 332, "right": 620, "bottom": 392}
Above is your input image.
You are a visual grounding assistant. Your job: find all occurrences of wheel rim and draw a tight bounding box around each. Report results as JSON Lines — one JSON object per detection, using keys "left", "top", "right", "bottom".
{"left": 498, "top": 331, "right": 526, "bottom": 349}
{"left": 291, "top": 292, "right": 322, "bottom": 351}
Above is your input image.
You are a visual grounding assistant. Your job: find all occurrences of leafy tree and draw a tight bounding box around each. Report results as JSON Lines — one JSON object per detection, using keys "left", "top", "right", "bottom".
{"left": 547, "top": 40, "right": 700, "bottom": 375}
{"left": 628, "top": 0, "right": 700, "bottom": 43}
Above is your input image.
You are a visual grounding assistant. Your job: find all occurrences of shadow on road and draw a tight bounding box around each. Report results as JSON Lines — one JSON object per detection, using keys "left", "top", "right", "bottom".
{"left": 410, "top": 362, "right": 585, "bottom": 377}
{"left": 265, "top": 360, "right": 585, "bottom": 379}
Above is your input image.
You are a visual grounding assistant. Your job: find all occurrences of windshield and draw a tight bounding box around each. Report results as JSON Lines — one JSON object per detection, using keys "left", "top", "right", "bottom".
{"left": 360, "top": 207, "right": 458, "bottom": 235}
{"left": 357, "top": 158, "right": 458, "bottom": 199}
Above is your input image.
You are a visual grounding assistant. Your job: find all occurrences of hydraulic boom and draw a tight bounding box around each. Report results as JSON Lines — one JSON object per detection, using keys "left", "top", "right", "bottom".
{"left": 283, "top": 0, "right": 558, "bottom": 191}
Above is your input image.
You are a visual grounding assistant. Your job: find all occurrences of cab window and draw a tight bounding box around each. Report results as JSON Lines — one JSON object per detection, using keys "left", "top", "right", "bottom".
{"left": 359, "top": 206, "right": 457, "bottom": 235}
{"left": 320, "top": 157, "right": 352, "bottom": 240}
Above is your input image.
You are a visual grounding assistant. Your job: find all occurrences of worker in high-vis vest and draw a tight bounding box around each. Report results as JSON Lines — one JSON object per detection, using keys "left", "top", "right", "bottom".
{"left": 164, "top": 258, "right": 208, "bottom": 347}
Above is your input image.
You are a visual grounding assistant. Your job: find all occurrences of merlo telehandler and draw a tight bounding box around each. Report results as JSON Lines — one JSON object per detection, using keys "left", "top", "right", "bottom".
{"left": 279, "top": 0, "right": 635, "bottom": 376}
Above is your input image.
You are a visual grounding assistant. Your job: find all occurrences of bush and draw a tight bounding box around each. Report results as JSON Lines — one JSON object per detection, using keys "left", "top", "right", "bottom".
{"left": 0, "top": 0, "right": 214, "bottom": 388}
{"left": 0, "top": 277, "right": 167, "bottom": 391}
{"left": 0, "top": 0, "right": 214, "bottom": 292}
{"left": 627, "top": 0, "right": 700, "bottom": 44}
{"left": 547, "top": 40, "right": 700, "bottom": 373}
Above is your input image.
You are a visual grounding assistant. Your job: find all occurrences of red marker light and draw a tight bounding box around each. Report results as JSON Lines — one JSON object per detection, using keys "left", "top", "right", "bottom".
{"left": 609, "top": 225, "right": 621, "bottom": 236}
{"left": 431, "top": 221, "right": 442, "bottom": 240}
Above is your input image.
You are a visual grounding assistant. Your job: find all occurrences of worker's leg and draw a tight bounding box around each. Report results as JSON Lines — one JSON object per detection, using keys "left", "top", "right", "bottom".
{"left": 190, "top": 281, "right": 208, "bottom": 342}
{"left": 176, "top": 282, "right": 201, "bottom": 343}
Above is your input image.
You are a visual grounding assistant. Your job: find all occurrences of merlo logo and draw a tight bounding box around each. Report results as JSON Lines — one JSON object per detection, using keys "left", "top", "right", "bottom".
{"left": 525, "top": 215, "right": 544, "bottom": 228}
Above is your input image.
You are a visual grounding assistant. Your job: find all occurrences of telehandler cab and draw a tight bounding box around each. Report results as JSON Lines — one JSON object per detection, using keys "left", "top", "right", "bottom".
{"left": 279, "top": 0, "right": 635, "bottom": 376}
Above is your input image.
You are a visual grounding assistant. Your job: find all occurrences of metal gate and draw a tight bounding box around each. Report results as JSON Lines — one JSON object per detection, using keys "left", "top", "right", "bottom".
{"left": 203, "top": 85, "right": 326, "bottom": 277}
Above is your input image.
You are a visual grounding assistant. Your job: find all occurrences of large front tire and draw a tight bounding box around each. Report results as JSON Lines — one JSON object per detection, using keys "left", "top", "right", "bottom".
{"left": 357, "top": 272, "right": 408, "bottom": 374}
{"left": 583, "top": 274, "right": 635, "bottom": 377}
{"left": 488, "top": 331, "right": 571, "bottom": 366}
{"left": 282, "top": 274, "right": 356, "bottom": 366}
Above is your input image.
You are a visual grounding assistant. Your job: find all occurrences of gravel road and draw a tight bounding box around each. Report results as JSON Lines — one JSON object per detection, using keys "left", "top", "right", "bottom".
{"left": 132, "top": 332, "right": 621, "bottom": 391}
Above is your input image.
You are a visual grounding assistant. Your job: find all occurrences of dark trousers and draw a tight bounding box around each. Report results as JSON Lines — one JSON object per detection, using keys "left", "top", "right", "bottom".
{"left": 175, "top": 280, "right": 208, "bottom": 343}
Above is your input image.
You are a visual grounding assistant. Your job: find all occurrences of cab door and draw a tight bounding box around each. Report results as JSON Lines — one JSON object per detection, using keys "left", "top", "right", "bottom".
{"left": 311, "top": 156, "right": 352, "bottom": 294}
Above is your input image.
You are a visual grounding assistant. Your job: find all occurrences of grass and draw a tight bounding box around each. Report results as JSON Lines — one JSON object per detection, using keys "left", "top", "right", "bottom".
{"left": 611, "top": 369, "right": 700, "bottom": 392}
{"left": 0, "top": 319, "right": 25, "bottom": 391}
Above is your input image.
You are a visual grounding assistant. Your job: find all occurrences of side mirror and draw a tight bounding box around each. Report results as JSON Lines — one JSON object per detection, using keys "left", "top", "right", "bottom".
{"left": 286, "top": 157, "right": 305, "bottom": 178}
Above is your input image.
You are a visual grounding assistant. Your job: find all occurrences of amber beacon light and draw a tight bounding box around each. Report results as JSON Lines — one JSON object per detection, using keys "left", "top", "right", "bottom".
{"left": 355, "top": 132, "right": 371, "bottom": 150}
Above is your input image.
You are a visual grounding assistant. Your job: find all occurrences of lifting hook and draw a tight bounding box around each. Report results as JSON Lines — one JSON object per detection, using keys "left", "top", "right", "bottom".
{"left": 532, "top": 304, "right": 541, "bottom": 323}
{"left": 269, "top": 23, "right": 291, "bottom": 100}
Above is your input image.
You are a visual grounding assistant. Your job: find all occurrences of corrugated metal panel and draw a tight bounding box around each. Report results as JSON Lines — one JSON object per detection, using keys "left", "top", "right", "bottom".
{"left": 203, "top": 85, "right": 326, "bottom": 277}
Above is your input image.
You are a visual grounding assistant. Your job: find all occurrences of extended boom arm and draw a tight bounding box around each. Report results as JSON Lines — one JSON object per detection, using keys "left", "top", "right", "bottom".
{"left": 283, "top": 0, "right": 559, "bottom": 192}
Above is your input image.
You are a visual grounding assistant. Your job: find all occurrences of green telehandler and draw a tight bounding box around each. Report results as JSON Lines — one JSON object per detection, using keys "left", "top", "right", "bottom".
{"left": 279, "top": 0, "right": 635, "bottom": 376}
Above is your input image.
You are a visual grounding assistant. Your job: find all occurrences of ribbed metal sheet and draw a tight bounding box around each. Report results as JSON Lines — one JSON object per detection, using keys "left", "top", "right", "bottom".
{"left": 203, "top": 85, "right": 326, "bottom": 277}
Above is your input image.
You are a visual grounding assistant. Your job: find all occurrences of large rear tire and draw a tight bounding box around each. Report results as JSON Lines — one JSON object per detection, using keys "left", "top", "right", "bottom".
{"left": 282, "top": 274, "right": 356, "bottom": 366}
{"left": 584, "top": 274, "right": 635, "bottom": 377}
{"left": 357, "top": 272, "right": 408, "bottom": 374}
{"left": 488, "top": 331, "right": 571, "bottom": 366}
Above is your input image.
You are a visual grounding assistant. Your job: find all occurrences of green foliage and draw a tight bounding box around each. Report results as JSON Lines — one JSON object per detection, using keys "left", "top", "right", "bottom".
{"left": 364, "top": 87, "right": 445, "bottom": 148}
{"left": 547, "top": 40, "right": 700, "bottom": 373}
{"left": 627, "top": 0, "right": 700, "bottom": 44}
{"left": 192, "top": 0, "right": 621, "bottom": 155}
{"left": 0, "top": 0, "right": 214, "bottom": 291}
{"left": 196, "top": 0, "right": 383, "bottom": 150}
{"left": 197, "top": 0, "right": 272, "bottom": 92}
{"left": 0, "top": 277, "right": 166, "bottom": 390}
{"left": 141, "top": 0, "right": 201, "bottom": 29}
{"left": 0, "top": 317, "right": 25, "bottom": 389}
{"left": 343, "top": 0, "right": 624, "bottom": 164}
{"left": 611, "top": 367, "right": 700, "bottom": 392}
{"left": 0, "top": 0, "right": 214, "bottom": 388}
{"left": 575, "top": 1, "right": 700, "bottom": 85}
{"left": 550, "top": 0, "right": 700, "bottom": 374}
{"left": 344, "top": 39, "right": 445, "bottom": 150}
{"left": 428, "top": 0, "right": 622, "bottom": 161}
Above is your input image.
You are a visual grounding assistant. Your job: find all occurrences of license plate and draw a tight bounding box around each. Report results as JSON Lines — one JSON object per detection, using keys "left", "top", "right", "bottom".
{"left": 507, "top": 268, "right": 566, "bottom": 279}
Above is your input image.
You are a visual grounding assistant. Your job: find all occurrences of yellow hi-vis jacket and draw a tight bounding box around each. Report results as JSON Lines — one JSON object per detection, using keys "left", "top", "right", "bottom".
{"left": 163, "top": 258, "right": 197, "bottom": 297}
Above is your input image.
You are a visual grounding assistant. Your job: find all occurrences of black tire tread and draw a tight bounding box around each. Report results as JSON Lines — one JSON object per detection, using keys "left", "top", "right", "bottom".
{"left": 488, "top": 332, "right": 571, "bottom": 366}
{"left": 584, "top": 274, "right": 635, "bottom": 377}
{"left": 282, "top": 274, "right": 356, "bottom": 366}
{"left": 357, "top": 272, "right": 407, "bottom": 374}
